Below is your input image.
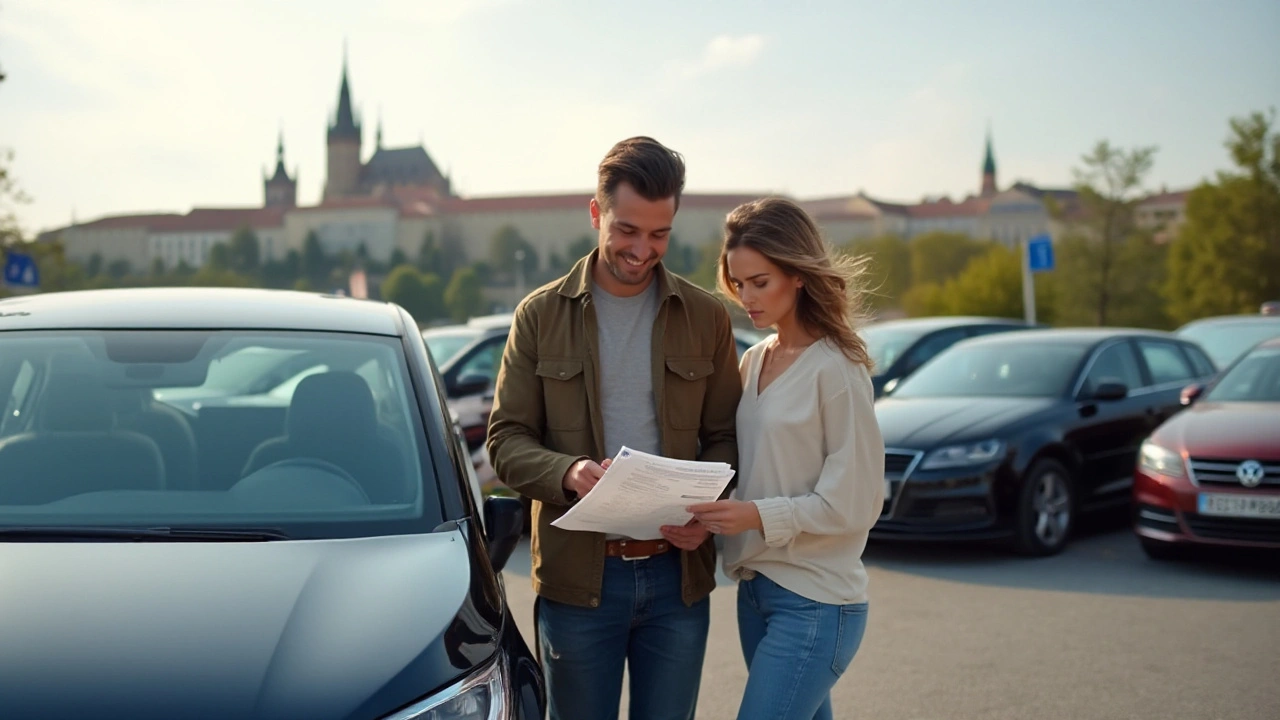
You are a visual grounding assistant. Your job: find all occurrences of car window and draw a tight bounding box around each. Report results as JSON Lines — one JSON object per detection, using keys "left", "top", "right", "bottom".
{"left": 0, "top": 330, "right": 441, "bottom": 538}
{"left": 1176, "top": 320, "right": 1280, "bottom": 367}
{"left": 1081, "top": 342, "right": 1145, "bottom": 395}
{"left": 1137, "top": 340, "right": 1195, "bottom": 386}
{"left": 904, "top": 328, "right": 968, "bottom": 372}
{"left": 861, "top": 326, "right": 924, "bottom": 370}
{"left": 423, "top": 329, "right": 481, "bottom": 366}
{"left": 1183, "top": 344, "right": 1216, "bottom": 377}
{"left": 456, "top": 336, "right": 506, "bottom": 383}
{"left": 895, "top": 341, "right": 1086, "bottom": 398}
{"left": 1, "top": 361, "right": 37, "bottom": 438}
{"left": 1205, "top": 346, "right": 1280, "bottom": 402}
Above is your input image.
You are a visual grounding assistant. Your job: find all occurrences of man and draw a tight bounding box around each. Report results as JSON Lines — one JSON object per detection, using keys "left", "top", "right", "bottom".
{"left": 486, "top": 136, "right": 741, "bottom": 720}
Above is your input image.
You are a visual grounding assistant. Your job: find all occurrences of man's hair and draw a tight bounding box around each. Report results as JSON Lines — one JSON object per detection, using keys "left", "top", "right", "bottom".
{"left": 596, "top": 136, "right": 686, "bottom": 212}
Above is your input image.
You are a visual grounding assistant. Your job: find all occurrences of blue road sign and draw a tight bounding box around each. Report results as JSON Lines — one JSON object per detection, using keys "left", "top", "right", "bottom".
{"left": 1027, "top": 234, "right": 1054, "bottom": 273}
{"left": 3, "top": 250, "right": 40, "bottom": 288}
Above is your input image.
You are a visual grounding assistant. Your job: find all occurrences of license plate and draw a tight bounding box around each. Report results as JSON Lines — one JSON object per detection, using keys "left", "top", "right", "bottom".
{"left": 1198, "top": 493, "right": 1280, "bottom": 519}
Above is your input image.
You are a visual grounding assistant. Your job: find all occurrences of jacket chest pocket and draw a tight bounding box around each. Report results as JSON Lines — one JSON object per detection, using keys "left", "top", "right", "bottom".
{"left": 537, "top": 359, "right": 588, "bottom": 431}
{"left": 665, "top": 358, "right": 715, "bottom": 430}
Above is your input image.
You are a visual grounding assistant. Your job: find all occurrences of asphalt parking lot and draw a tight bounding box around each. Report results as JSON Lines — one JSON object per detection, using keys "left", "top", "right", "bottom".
{"left": 500, "top": 514, "right": 1280, "bottom": 720}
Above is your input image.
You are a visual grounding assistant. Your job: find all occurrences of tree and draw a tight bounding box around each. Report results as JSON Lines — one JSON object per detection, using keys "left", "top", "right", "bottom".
{"left": 845, "top": 235, "right": 910, "bottom": 312}
{"left": 488, "top": 224, "right": 537, "bottom": 277}
{"left": 1070, "top": 141, "right": 1159, "bottom": 325}
{"left": 664, "top": 235, "right": 698, "bottom": 275}
{"left": 417, "top": 230, "right": 441, "bottom": 274}
{"left": 227, "top": 226, "right": 261, "bottom": 275}
{"left": 1, "top": 148, "right": 30, "bottom": 248}
{"left": 566, "top": 234, "right": 596, "bottom": 262}
{"left": 445, "top": 266, "right": 487, "bottom": 322}
{"left": 1165, "top": 109, "right": 1280, "bottom": 323}
{"left": 381, "top": 265, "right": 446, "bottom": 325}
{"left": 1053, "top": 232, "right": 1170, "bottom": 328}
{"left": 389, "top": 248, "right": 409, "bottom": 270}
{"left": 933, "top": 244, "right": 1057, "bottom": 322}
{"left": 908, "top": 232, "right": 991, "bottom": 286}
{"left": 301, "top": 231, "right": 328, "bottom": 282}
{"left": 688, "top": 236, "right": 723, "bottom": 291}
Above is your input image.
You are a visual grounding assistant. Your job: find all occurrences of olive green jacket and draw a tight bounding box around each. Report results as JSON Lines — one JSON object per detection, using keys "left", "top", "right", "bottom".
{"left": 486, "top": 251, "right": 742, "bottom": 608}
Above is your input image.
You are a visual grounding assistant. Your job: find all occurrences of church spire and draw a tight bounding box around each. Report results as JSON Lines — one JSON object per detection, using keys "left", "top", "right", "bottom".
{"left": 981, "top": 124, "right": 997, "bottom": 196}
{"left": 329, "top": 44, "right": 361, "bottom": 142}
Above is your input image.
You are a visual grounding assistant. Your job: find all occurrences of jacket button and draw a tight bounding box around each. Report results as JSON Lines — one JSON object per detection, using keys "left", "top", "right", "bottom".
{"left": 559, "top": 371, "right": 566, "bottom": 377}
{"left": 590, "top": 598, "right": 599, "bottom": 607}
{"left": 688, "top": 371, "right": 695, "bottom": 377}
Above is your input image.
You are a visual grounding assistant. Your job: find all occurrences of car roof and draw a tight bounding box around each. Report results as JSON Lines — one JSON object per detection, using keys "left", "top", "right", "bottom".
{"left": 0, "top": 287, "right": 406, "bottom": 336}
{"left": 1177, "top": 314, "right": 1280, "bottom": 330}
{"left": 466, "top": 313, "right": 514, "bottom": 330}
{"left": 956, "top": 326, "right": 1178, "bottom": 347}
{"left": 863, "top": 315, "right": 1031, "bottom": 333}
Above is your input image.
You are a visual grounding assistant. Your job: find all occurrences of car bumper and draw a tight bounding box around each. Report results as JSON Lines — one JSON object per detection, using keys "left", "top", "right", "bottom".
{"left": 871, "top": 462, "right": 1013, "bottom": 541}
{"left": 1133, "top": 468, "right": 1280, "bottom": 549}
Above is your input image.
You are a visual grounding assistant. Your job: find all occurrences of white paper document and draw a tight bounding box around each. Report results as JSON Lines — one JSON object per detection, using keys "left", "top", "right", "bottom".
{"left": 551, "top": 446, "right": 736, "bottom": 540}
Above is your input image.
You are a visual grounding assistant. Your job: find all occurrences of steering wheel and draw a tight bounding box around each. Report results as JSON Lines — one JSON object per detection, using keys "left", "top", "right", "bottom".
{"left": 255, "top": 457, "right": 371, "bottom": 504}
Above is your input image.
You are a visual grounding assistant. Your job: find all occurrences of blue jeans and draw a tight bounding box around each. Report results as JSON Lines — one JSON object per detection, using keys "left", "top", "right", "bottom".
{"left": 536, "top": 550, "right": 710, "bottom": 720}
{"left": 736, "top": 572, "right": 868, "bottom": 720}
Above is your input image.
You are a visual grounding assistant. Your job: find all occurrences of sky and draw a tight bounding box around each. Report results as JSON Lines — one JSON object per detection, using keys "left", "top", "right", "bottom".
{"left": 3, "top": 0, "right": 1278, "bottom": 235}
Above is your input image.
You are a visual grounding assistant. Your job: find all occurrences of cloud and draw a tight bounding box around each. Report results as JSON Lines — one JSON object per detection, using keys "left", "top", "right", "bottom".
{"left": 682, "top": 34, "right": 766, "bottom": 78}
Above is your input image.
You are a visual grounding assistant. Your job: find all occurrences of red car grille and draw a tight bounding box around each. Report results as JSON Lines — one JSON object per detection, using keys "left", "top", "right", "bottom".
{"left": 1188, "top": 457, "right": 1280, "bottom": 489}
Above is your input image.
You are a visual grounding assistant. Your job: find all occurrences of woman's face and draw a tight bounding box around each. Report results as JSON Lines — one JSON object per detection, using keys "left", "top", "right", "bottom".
{"left": 725, "top": 246, "right": 803, "bottom": 330}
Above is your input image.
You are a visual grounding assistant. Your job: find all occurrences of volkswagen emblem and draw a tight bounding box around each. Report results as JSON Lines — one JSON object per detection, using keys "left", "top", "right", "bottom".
{"left": 1236, "top": 460, "right": 1265, "bottom": 488}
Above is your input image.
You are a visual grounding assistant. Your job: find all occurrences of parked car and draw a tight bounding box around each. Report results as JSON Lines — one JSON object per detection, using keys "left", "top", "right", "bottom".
{"left": 861, "top": 316, "right": 1040, "bottom": 397}
{"left": 0, "top": 288, "right": 544, "bottom": 720}
{"left": 873, "top": 328, "right": 1216, "bottom": 555}
{"left": 1174, "top": 313, "right": 1280, "bottom": 369}
{"left": 1133, "top": 337, "right": 1280, "bottom": 558}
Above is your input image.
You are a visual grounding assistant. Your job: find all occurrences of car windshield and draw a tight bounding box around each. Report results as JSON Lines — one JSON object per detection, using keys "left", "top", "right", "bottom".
{"left": 423, "top": 329, "right": 481, "bottom": 366}
{"left": 861, "top": 325, "right": 924, "bottom": 371}
{"left": 1204, "top": 346, "right": 1280, "bottom": 402}
{"left": 0, "top": 330, "right": 439, "bottom": 537}
{"left": 1177, "top": 320, "right": 1280, "bottom": 368}
{"left": 893, "top": 341, "right": 1087, "bottom": 398}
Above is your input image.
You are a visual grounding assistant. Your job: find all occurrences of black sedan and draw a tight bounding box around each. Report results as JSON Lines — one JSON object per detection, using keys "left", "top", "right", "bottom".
{"left": 872, "top": 328, "right": 1216, "bottom": 555}
{"left": 0, "top": 288, "right": 544, "bottom": 720}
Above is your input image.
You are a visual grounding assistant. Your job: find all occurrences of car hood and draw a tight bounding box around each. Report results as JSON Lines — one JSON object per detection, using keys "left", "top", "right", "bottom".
{"left": 1155, "top": 402, "right": 1280, "bottom": 460}
{"left": 876, "top": 396, "right": 1057, "bottom": 449}
{"left": 0, "top": 532, "right": 475, "bottom": 720}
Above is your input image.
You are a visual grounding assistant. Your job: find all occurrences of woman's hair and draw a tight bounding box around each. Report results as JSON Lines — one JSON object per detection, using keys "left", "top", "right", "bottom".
{"left": 718, "top": 196, "right": 874, "bottom": 370}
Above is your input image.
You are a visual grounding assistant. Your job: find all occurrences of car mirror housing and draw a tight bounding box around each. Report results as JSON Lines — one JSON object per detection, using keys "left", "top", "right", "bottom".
{"left": 1180, "top": 383, "right": 1205, "bottom": 406}
{"left": 1092, "top": 381, "right": 1128, "bottom": 401}
{"left": 483, "top": 496, "right": 524, "bottom": 573}
{"left": 449, "top": 373, "right": 491, "bottom": 399}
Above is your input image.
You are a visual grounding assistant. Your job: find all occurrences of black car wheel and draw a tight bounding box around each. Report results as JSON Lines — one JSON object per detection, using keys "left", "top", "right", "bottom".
{"left": 1139, "top": 537, "right": 1183, "bottom": 561}
{"left": 1014, "top": 459, "right": 1075, "bottom": 556}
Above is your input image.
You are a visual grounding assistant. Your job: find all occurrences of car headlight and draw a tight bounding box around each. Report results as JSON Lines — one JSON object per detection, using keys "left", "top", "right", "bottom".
{"left": 383, "top": 653, "right": 509, "bottom": 720}
{"left": 920, "top": 440, "right": 1005, "bottom": 470}
{"left": 1139, "top": 440, "right": 1185, "bottom": 478}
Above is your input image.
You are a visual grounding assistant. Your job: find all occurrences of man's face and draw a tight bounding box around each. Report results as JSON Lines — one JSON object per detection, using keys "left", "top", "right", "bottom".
{"left": 589, "top": 182, "right": 675, "bottom": 296}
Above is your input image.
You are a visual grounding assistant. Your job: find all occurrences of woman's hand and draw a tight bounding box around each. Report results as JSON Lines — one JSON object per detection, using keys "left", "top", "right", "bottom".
{"left": 687, "top": 500, "right": 762, "bottom": 536}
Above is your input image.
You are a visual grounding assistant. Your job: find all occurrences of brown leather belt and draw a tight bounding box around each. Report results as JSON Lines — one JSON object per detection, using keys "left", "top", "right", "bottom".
{"left": 604, "top": 538, "right": 672, "bottom": 560}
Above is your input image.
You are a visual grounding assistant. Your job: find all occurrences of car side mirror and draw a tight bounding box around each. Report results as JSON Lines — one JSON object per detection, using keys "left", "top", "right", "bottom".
{"left": 483, "top": 496, "right": 524, "bottom": 573}
{"left": 1092, "top": 381, "right": 1128, "bottom": 401}
{"left": 1180, "top": 383, "right": 1204, "bottom": 406}
{"left": 449, "top": 373, "right": 490, "bottom": 398}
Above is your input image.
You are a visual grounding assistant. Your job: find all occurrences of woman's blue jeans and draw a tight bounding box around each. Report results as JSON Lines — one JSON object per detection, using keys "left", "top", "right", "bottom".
{"left": 735, "top": 571, "right": 868, "bottom": 720}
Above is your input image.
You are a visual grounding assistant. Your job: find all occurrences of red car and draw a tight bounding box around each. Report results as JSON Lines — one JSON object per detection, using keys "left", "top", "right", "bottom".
{"left": 1133, "top": 337, "right": 1280, "bottom": 557}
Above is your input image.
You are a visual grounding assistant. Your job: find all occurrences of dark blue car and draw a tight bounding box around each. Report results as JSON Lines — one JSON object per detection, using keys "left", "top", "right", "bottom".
{"left": 0, "top": 288, "right": 543, "bottom": 720}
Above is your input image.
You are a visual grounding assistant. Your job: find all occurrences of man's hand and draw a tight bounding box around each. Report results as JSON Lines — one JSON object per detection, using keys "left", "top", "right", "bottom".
{"left": 661, "top": 518, "right": 711, "bottom": 550}
{"left": 687, "top": 499, "right": 763, "bottom": 536}
{"left": 562, "top": 458, "right": 607, "bottom": 500}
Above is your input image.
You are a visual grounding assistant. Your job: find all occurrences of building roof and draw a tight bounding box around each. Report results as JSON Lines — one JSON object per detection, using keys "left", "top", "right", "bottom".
{"left": 1137, "top": 189, "right": 1193, "bottom": 207}
{"left": 907, "top": 195, "right": 989, "bottom": 219}
{"left": 361, "top": 146, "right": 447, "bottom": 191}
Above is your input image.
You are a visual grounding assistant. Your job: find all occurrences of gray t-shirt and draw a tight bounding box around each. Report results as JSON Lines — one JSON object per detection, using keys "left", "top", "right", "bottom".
{"left": 591, "top": 280, "right": 662, "bottom": 462}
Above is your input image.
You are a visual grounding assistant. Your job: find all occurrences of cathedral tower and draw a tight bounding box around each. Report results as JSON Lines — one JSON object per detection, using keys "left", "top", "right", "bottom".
{"left": 323, "top": 52, "right": 363, "bottom": 200}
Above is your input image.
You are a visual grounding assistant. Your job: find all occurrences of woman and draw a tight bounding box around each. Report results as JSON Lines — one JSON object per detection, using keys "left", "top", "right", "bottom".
{"left": 688, "top": 197, "right": 885, "bottom": 720}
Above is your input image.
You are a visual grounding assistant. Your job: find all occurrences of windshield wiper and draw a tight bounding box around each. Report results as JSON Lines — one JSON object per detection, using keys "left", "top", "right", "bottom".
{"left": 0, "top": 526, "right": 292, "bottom": 542}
